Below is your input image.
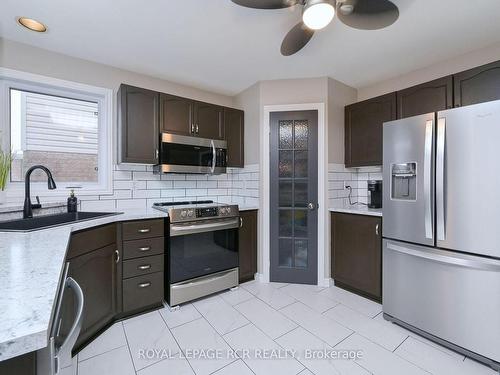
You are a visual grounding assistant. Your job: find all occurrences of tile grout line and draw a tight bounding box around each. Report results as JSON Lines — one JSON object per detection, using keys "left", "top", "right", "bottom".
{"left": 121, "top": 320, "right": 140, "bottom": 374}
{"left": 158, "top": 308, "right": 197, "bottom": 375}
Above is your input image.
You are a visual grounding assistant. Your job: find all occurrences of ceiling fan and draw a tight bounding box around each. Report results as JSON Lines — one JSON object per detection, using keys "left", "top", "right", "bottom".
{"left": 231, "top": 0, "right": 399, "bottom": 56}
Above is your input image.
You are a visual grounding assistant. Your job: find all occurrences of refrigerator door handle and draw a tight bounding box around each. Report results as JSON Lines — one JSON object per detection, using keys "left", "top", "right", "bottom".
{"left": 424, "top": 119, "right": 434, "bottom": 239}
{"left": 386, "top": 242, "right": 500, "bottom": 271}
{"left": 436, "top": 117, "right": 446, "bottom": 241}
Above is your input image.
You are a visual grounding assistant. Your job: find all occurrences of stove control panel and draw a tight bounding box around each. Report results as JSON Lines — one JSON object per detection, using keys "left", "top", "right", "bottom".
{"left": 169, "top": 204, "right": 239, "bottom": 223}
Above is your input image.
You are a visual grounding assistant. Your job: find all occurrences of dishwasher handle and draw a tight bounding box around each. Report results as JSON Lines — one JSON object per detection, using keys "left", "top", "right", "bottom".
{"left": 56, "top": 277, "right": 84, "bottom": 372}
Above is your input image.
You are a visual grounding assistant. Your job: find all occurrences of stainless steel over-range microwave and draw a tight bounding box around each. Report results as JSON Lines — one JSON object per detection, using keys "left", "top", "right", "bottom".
{"left": 153, "top": 133, "right": 227, "bottom": 174}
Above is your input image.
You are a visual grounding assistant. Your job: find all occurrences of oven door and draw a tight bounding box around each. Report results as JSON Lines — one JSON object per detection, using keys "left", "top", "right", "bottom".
{"left": 169, "top": 217, "right": 239, "bottom": 283}
{"left": 156, "top": 133, "right": 227, "bottom": 174}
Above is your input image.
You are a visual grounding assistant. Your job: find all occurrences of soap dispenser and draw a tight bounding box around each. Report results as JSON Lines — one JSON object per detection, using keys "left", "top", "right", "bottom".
{"left": 67, "top": 189, "right": 78, "bottom": 213}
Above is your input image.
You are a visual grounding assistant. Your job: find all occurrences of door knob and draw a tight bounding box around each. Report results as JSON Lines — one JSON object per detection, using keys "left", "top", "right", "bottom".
{"left": 307, "top": 202, "right": 316, "bottom": 210}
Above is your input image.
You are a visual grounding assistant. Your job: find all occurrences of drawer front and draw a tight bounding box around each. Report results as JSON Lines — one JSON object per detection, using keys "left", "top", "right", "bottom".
{"left": 123, "top": 272, "right": 164, "bottom": 312}
{"left": 123, "top": 237, "right": 164, "bottom": 260}
{"left": 123, "top": 255, "right": 164, "bottom": 279}
{"left": 69, "top": 224, "right": 116, "bottom": 259}
{"left": 122, "top": 219, "right": 164, "bottom": 240}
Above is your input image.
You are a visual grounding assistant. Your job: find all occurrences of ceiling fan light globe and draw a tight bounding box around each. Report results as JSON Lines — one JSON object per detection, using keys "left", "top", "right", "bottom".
{"left": 302, "top": 0, "right": 335, "bottom": 30}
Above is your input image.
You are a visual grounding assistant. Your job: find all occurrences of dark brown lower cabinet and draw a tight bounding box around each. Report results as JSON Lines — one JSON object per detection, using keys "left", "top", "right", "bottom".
{"left": 239, "top": 210, "right": 258, "bottom": 283}
{"left": 331, "top": 212, "right": 382, "bottom": 302}
{"left": 0, "top": 352, "right": 35, "bottom": 375}
{"left": 61, "top": 238, "right": 121, "bottom": 352}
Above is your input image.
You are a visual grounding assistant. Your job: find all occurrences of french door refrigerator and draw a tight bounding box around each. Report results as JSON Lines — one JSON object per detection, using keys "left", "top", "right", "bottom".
{"left": 382, "top": 99, "right": 500, "bottom": 371}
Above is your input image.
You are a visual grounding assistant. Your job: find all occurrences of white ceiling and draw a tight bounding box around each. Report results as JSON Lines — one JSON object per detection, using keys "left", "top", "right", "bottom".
{"left": 2, "top": 0, "right": 500, "bottom": 96}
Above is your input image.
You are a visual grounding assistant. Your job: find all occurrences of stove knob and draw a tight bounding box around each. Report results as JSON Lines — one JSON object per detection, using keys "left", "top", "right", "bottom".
{"left": 187, "top": 210, "right": 194, "bottom": 218}
{"left": 180, "top": 210, "right": 187, "bottom": 218}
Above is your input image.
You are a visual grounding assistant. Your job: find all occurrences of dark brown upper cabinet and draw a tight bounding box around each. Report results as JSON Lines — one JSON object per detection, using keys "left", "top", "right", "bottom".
{"left": 332, "top": 212, "right": 382, "bottom": 302}
{"left": 118, "top": 84, "right": 159, "bottom": 164}
{"left": 454, "top": 60, "right": 500, "bottom": 107}
{"left": 397, "top": 76, "right": 453, "bottom": 119}
{"left": 239, "top": 210, "right": 257, "bottom": 283}
{"left": 159, "top": 93, "right": 193, "bottom": 136}
{"left": 224, "top": 108, "right": 244, "bottom": 167}
{"left": 194, "top": 101, "right": 224, "bottom": 140}
{"left": 345, "top": 92, "right": 397, "bottom": 167}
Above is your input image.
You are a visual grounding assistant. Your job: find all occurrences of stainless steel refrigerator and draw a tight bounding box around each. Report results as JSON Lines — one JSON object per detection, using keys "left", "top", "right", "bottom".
{"left": 382, "top": 99, "right": 500, "bottom": 371}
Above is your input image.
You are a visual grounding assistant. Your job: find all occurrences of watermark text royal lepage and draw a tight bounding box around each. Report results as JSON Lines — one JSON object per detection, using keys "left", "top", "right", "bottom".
{"left": 137, "top": 348, "right": 363, "bottom": 361}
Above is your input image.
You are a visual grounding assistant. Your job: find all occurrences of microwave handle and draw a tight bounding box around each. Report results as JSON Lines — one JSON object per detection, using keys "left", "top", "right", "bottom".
{"left": 210, "top": 140, "right": 216, "bottom": 174}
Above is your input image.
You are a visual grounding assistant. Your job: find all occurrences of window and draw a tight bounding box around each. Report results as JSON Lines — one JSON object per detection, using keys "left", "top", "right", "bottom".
{"left": 1, "top": 69, "right": 112, "bottom": 195}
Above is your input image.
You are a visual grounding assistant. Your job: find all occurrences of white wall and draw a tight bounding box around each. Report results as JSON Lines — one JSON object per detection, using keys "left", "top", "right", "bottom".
{"left": 358, "top": 41, "right": 500, "bottom": 101}
{"left": 233, "top": 82, "right": 261, "bottom": 165}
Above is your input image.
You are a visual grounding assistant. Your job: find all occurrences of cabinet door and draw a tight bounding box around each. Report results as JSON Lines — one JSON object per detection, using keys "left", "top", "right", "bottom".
{"left": 332, "top": 213, "right": 382, "bottom": 301}
{"left": 397, "top": 76, "right": 453, "bottom": 118}
{"left": 119, "top": 84, "right": 159, "bottom": 164}
{"left": 159, "top": 93, "right": 193, "bottom": 136}
{"left": 61, "top": 243, "right": 120, "bottom": 352}
{"left": 238, "top": 210, "right": 257, "bottom": 283}
{"left": 194, "top": 101, "right": 224, "bottom": 139}
{"left": 224, "top": 108, "right": 244, "bottom": 167}
{"left": 454, "top": 60, "right": 500, "bottom": 107}
{"left": 345, "top": 92, "right": 396, "bottom": 167}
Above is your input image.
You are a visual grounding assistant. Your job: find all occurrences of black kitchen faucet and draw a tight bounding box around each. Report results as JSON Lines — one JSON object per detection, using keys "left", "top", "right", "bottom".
{"left": 23, "top": 165, "right": 57, "bottom": 219}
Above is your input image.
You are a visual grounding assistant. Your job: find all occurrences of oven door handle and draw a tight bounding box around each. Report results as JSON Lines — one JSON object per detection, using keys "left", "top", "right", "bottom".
{"left": 170, "top": 218, "right": 240, "bottom": 237}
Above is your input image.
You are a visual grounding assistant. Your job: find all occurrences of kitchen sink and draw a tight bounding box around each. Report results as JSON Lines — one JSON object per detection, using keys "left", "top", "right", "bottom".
{"left": 0, "top": 212, "right": 122, "bottom": 232}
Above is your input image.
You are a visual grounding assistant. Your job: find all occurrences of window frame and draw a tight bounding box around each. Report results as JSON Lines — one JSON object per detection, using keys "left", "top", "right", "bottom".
{"left": 0, "top": 68, "right": 113, "bottom": 197}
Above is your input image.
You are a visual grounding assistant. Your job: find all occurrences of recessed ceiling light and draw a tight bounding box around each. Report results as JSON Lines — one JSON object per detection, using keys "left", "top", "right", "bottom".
{"left": 17, "top": 17, "right": 47, "bottom": 33}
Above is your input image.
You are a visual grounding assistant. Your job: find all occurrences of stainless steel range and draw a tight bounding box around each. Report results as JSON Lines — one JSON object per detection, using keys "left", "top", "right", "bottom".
{"left": 153, "top": 200, "right": 240, "bottom": 307}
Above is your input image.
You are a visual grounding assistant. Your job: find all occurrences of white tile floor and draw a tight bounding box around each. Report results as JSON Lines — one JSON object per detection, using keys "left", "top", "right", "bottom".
{"left": 67, "top": 281, "right": 498, "bottom": 375}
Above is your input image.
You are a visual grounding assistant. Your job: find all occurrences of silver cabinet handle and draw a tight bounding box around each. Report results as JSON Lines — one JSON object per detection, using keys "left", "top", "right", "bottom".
{"left": 138, "top": 246, "right": 151, "bottom": 252}
{"left": 138, "top": 264, "right": 151, "bottom": 270}
{"left": 436, "top": 117, "right": 446, "bottom": 241}
{"left": 138, "top": 282, "right": 151, "bottom": 288}
{"left": 195, "top": 124, "right": 199, "bottom": 134}
{"left": 138, "top": 228, "right": 151, "bottom": 233}
{"left": 115, "top": 250, "right": 120, "bottom": 264}
{"left": 155, "top": 149, "right": 159, "bottom": 159}
{"left": 375, "top": 224, "right": 379, "bottom": 236}
{"left": 307, "top": 202, "right": 315, "bottom": 210}
{"left": 424, "top": 119, "right": 434, "bottom": 240}
{"left": 239, "top": 217, "right": 243, "bottom": 228}
{"left": 191, "top": 123, "right": 195, "bottom": 133}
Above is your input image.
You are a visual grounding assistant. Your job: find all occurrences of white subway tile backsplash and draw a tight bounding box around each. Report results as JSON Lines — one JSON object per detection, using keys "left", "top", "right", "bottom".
{"left": 113, "top": 171, "right": 133, "bottom": 180}
{"left": 173, "top": 180, "right": 197, "bottom": 189}
{"left": 133, "top": 189, "right": 161, "bottom": 199}
{"left": 161, "top": 189, "right": 186, "bottom": 198}
{"left": 14, "top": 164, "right": 261, "bottom": 213}
{"left": 146, "top": 180, "right": 174, "bottom": 189}
{"left": 133, "top": 171, "right": 160, "bottom": 181}
{"left": 81, "top": 200, "right": 116, "bottom": 212}
{"left": 328, "top": 163, "right": 383, "bottom": 208}
{"left": 196, "top": 180, "right": 218, "bottom": 188}
{"left": 116, "top": 199, "right": 147, "bottom": 210}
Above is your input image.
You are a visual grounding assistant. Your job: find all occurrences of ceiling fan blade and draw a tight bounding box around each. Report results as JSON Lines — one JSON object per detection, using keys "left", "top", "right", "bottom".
{"left": 231, "top": 0, "right": 299, "bottom": 9}
{"left": 336, "top": 0, "right": 399, "bottom": 30}
{"left": 280, "top": 22, "right": 314, "bottom": 56}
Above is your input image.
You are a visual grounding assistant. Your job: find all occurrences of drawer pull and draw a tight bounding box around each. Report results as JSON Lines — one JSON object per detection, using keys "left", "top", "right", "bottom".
{"left": 138, "top": 264, "right": 151, "bottom": 271}
{"left": 138, "top": 282, "right": 151, "bottom": 288}
{"left": 138, "top": 246, "right": 151, "bottom": 252}
{"left": 138, "top": 228, "right": 151, "bottom": 233}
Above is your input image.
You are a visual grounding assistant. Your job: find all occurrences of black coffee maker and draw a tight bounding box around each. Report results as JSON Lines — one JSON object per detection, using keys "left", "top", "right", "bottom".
{"left": 368, "top": 180, "right": 382, "bottom": 209}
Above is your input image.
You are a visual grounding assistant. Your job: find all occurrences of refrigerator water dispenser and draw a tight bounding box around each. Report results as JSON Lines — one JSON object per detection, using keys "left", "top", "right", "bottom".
{"left": 391, "top": 163, "right": 416, "bottom": 200}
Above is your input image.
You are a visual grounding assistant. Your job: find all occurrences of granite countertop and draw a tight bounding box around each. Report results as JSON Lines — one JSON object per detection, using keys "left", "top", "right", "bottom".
{"left": 0, "top": 203, "right": 258, "bottom": 361}
{"left": 0, "top": 208, "right": 169, "bottom": 361}
{"left": 329, "top": 204, "right": 383, "bottom": 217}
